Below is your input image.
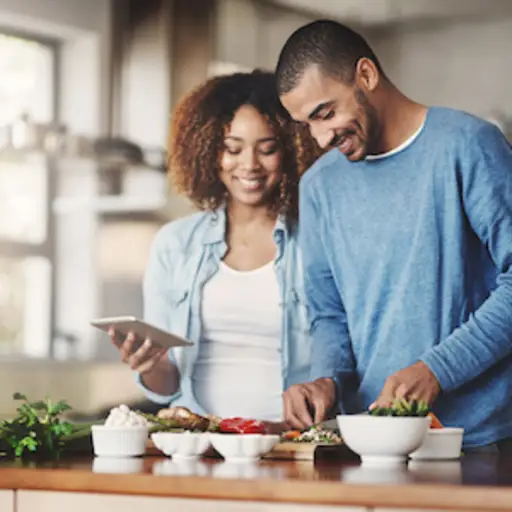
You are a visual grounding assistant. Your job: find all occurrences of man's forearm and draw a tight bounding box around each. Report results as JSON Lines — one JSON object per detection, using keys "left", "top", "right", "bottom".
{"left": 421, "top": 274, "right": 512, "bottom": 391}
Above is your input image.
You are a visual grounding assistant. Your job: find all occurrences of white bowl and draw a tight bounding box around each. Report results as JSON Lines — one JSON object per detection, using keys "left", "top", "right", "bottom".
{"left": 336, "top": 414, "right": 430, "bottom": 465}
{"left": 91, "top": 425, "right": 148, "bottom": 458}
{"left": 209, "top": 433, "right": 280, "bottom": 462}
{"left": 409, "top": 427, "right": 464, "bottom": 460}
{"left": 151, "top": 431, "right": 211, "bottom": 460}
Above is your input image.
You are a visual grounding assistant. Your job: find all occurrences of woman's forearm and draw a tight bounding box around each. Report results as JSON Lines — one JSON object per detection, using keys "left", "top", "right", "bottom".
{"left": 140, "top": 357, "right": 180, "bottom": 396}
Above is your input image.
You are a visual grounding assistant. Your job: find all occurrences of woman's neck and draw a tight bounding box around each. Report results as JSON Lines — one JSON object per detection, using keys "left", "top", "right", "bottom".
{"left": 226, "top": 200, "right": 277, "bottom": 229}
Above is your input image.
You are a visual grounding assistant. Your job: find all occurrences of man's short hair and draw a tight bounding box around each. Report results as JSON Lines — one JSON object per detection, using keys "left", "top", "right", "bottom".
{"left": 276, "top": 19, "right": 383, "bottom": 95}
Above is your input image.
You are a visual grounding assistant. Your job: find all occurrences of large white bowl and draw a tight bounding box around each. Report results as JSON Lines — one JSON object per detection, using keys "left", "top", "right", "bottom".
{"left": 409, "top": 427, "right": 464, "bottom": 460}
{"left": 91, "top": 425, "right": 148, "bottom": 458}
{"left": 336, "top": 414, "right": 430, "bottom": 465}
{"left": 151, "top": 431, "right": 211, "bottom": 460}
{"left": 209, "top": 433, "right": 280, "bottom": 462}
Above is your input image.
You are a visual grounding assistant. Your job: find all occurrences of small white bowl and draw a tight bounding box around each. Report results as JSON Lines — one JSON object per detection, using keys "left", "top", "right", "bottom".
{"left": 209, "top": 433, "right": 280, "bottom": 463}
{"left": 337, "top": 414, "right": 430, "bottom": 465}
{"left": 151, "top": 431, "right": 211, "bottom": 460}
{"left": 409, "top": 427, "right": 464, "bottom": 460}
{"left": 91, "top": 425, "right": 148, "bottom": 458}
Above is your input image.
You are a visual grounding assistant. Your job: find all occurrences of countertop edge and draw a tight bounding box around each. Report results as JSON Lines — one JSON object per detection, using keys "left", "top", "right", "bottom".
{"left": 1, "top": 466, "right": 512, "bottom": 510}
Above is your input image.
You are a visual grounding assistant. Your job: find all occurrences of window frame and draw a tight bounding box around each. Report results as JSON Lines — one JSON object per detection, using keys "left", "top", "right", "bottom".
{"left": 0, "top": 29, "right": 60, "bottom": 356}
{"left": 0, "top": 27, "right": 60, "bottom": 123}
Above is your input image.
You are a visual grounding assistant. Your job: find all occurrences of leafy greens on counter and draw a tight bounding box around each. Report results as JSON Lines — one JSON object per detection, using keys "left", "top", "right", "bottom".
{"left": 0, "top": 392, "right": 91, "bottom": 459}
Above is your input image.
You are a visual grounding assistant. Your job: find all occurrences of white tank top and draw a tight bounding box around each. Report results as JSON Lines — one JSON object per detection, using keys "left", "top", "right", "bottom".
{"left": 191, "top": 261, "right": 283, "bottom": 421}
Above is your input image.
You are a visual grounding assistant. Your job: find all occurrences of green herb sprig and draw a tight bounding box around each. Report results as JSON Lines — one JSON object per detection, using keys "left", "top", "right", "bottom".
{"left": 369, "top": 399, "right": 430, "bottom": 417}
{"left": 0, "top": 392, "right": 74, "bottom": 458}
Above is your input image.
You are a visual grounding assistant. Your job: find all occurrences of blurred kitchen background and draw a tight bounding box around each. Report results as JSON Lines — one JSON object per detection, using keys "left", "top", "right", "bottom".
{"left": 1, "top": 0, "right": 512, "bottom": 420}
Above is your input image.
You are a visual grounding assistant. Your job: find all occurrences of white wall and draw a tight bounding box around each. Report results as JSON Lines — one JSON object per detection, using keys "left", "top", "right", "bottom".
{"left": 258, "top": 3, "right": 317, "bottom": 71}
{"left": 214, "top": 0, "right": 260, "bottom": 69}
{"left": 214, "top": 0, "right": 314, "bottom": 72}
{"left": 0, "top": 0, "right": 111, "bottom": 135}
{"left": 371, "top": 17, "right": 512, "bottom": 118}
{"left": 120, "top": 2, "right": 172, "bottom": 147}
{"left": 0, "top": 0, "right": 108, "bottom": 35}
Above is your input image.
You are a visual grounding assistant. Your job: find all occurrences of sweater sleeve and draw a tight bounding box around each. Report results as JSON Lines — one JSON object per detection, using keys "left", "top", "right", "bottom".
{"left": 299, "top": 176, "right": 356, "bottom": 383}
{"left": 421, "top": 123, "right": 512, "bottom": 391}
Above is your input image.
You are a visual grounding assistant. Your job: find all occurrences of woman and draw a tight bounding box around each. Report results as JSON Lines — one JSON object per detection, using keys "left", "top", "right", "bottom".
{"left": 111, "top": 71, "right": 319, "bottom": 422}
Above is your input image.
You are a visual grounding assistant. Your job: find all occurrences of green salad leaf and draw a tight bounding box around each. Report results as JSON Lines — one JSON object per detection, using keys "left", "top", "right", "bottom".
{"left": 369, "top": 399, "right": 430, "bottom": 417}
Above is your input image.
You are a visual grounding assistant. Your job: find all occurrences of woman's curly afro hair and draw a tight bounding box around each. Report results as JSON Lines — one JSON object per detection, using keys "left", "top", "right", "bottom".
{"left": 169, "top": 70, "right": 320, "bottom": 223}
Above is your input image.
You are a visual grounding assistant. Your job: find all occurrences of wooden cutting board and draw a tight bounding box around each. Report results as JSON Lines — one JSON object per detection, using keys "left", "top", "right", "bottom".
{"left": 263, "top": 441, "right": 347, "bottom": 461}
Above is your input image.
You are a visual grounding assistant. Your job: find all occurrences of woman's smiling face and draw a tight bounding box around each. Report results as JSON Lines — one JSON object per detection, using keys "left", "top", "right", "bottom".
{"left": 219, "top": 104, "right": 283, "bottom": 208}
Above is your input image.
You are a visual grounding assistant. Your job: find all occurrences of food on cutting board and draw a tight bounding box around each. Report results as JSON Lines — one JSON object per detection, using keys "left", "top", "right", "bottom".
{"left": 281, "top": 424, "right": 342, "bottom": 445}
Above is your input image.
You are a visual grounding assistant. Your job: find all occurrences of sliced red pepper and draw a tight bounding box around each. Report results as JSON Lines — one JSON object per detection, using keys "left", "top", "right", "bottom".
{"left": 428, "top": 412, "right": 444, "bottom": 429}
{"left": 219, "top": 417, "right": 267, "bottom": 434}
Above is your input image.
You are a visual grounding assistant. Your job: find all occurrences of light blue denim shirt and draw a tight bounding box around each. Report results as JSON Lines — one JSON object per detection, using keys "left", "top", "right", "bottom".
{"left": 135, "top": 207, "right": 311, "bottom": 415}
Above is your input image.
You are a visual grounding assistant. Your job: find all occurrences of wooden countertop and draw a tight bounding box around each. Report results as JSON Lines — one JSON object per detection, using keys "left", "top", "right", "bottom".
{"left": 1, "top": 453, "right": 512, "bottom": 510}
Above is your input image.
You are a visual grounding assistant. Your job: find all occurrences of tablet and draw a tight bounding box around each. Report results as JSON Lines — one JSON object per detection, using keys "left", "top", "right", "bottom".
{"left": 90, "top": 316, "right": 193, "bottom": 350}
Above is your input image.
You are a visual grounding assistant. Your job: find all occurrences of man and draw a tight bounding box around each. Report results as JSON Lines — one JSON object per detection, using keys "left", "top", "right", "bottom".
{"left": 276, "top": 19, "right": 512, "bottom": 450}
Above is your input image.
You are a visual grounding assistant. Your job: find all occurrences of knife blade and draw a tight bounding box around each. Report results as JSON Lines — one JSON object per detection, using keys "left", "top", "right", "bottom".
{"left": 302, "top": 418, "right": 339, "bottom": 433}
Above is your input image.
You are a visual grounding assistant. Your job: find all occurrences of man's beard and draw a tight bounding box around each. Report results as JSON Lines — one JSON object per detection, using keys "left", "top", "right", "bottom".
{"left": 353, "top": 88, "right": 382, "bottom": 159}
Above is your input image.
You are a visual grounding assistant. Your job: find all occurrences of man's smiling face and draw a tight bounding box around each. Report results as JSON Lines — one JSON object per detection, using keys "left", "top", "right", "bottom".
{"left": 280, "top": 64, "right": 381, "bottom": 162}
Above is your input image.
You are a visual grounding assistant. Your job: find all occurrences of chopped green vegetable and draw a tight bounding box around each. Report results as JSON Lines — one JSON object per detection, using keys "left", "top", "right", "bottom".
{"left": 283, "top": 425, "right": 343, "bottom": 444}
{"left": 136, "top": 411, "right": 220, "bottom": 433}
{"left": 0, "top": 393, "right": 75, "bottom": 459}
{"left": 369, "top": 399, "right": 430, "bottom": 417}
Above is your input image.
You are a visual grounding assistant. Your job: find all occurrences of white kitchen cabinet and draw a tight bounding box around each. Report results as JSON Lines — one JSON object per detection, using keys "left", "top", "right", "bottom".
{"left": 17, "top": 490, "right": 367, "bottom": 512}
{"left": 0, "top": 490, "right": 14, "bottom": 512}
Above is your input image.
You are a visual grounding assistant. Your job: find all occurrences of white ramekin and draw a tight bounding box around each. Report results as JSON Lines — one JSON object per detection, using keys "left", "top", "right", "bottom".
{"left": 91, "top": 425, "right": 149, "bottom": 458}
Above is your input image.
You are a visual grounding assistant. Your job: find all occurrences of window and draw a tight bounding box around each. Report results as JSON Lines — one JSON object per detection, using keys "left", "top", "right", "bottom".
{"left": 0, "top": 255, "right": 51, "bottom": 356}
{"left": 0, "top": 156, "right": 48, "bottom": 244}
{"left": 0, "top": 32, "right": 56, "bottom": 127}
{"left": 0, "top": 33, "right": 57, "bottom": 356}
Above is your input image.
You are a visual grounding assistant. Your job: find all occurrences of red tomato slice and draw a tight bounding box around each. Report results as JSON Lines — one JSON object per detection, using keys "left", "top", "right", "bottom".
{"left": 219, "top": 417, "right": 266, "bottom": 434}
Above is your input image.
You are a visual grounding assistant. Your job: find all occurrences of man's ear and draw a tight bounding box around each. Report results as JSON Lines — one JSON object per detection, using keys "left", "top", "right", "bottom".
{"left": 355, "top": 58, "right": 380, "bottom": 93}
